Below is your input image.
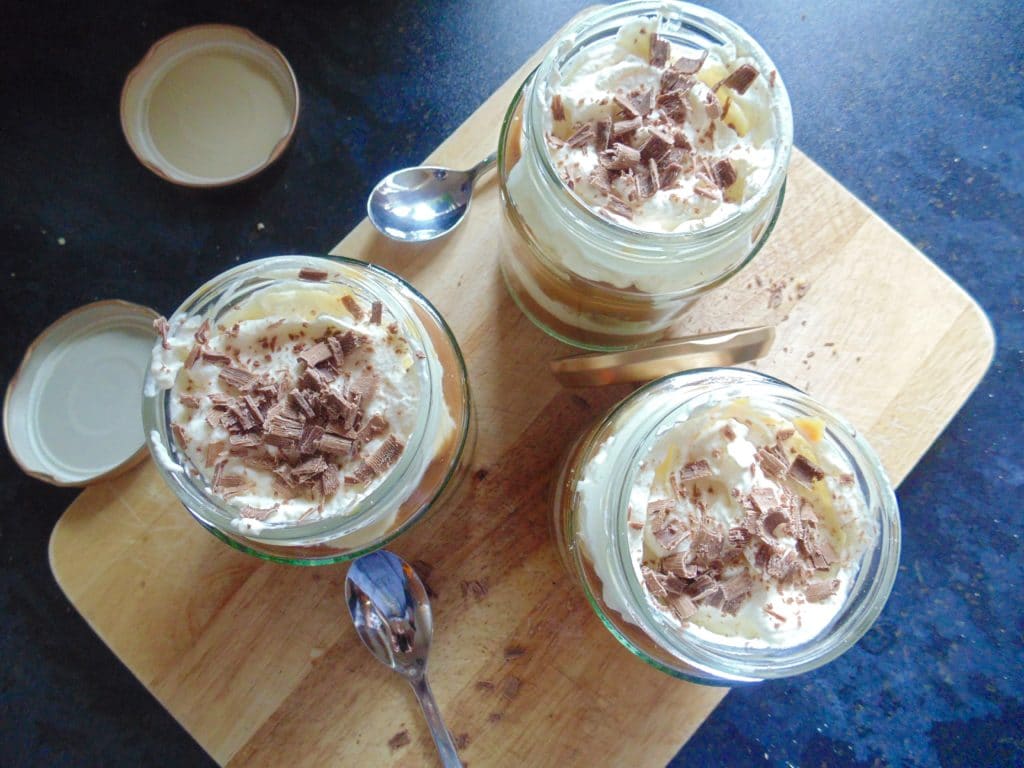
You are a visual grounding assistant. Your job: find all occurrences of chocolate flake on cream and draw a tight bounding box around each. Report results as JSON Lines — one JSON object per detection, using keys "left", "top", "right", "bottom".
{"left": 298, "top": 268, "right": 329, "bottom": 282}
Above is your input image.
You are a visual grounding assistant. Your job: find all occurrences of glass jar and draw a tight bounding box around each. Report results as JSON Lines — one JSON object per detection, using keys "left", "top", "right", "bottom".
{"left": 142, "top": 255, "right": 472, "bottom": 565}
{"left": 553, "top": 369, "right": 900, "bottom": 683}
{"left": 498, "top": 1, "right": 792, "bottom": 351}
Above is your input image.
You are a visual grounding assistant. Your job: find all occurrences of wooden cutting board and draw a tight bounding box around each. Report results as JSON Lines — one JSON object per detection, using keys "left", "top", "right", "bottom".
{"left": 49, "top": 26, "right": 994, "bottom": 768}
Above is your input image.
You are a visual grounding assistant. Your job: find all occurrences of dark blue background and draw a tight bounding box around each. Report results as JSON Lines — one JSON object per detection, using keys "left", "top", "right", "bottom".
{"left": 1, "top": 1, "right": 1020, "bottom": 765}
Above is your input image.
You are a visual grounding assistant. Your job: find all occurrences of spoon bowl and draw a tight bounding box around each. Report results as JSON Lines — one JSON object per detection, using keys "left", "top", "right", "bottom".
{"left": 346, "top": 550, "right": 463, "bottom": 767}
{"left": 367, "top": 152, "right": 497, "bottom": 242}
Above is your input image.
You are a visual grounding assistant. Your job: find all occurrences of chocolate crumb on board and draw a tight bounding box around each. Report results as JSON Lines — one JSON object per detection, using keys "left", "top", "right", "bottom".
{"left": 387, "top": 730, "right": 411, "bottom": 751}
{"left": 504, "top": 644, "right": 527, "bottom": 660}
{"left": 488, "top": 713, "right": 503, "bottom": 723}
{"left": 501, "top": 675, "right": 522, "bottom": 700}
{"left": 298, "top": 267, "right": 328, "bottom": 282}
{"left": 455, "top": 733, "right": 471, "bottom": 750}
{"left": 475, "top": 680, "right": 496, "bottom": 692}
{"left": 460, "top": 579, "right": 488, "bottom": 599}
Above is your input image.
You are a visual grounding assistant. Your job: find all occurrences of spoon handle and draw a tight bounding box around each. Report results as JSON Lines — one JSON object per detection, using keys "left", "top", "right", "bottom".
{"left": 467, "top": 151, "right": 498, "bottom": 180}
{"left": 410, "top": 674, "right": 464, "bottom": 767}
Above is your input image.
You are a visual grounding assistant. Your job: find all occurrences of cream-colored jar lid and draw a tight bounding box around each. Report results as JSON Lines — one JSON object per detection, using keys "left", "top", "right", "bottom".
{"left": 4, "top": 300, "right": 158, "bottom": 486}
{"left": 120, "top": 24, "right": 299, "bottom": 187}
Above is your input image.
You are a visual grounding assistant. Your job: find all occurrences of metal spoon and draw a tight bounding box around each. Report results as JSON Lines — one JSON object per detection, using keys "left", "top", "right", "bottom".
{"left": 345, "top": 550, "right": 463, "bottom": 767}
{"left": 367, "top": 151, "right": 498, "bottom": 242}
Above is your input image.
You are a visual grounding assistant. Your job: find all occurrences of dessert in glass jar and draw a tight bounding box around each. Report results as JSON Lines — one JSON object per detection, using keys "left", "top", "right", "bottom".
{"left": 499, "top": 1, "right": 792, "bottom": 350}
{"left": 143, "top": 255, "right": 472, "bottom": 564}
{"left": 553, "top": 369, "right": 900, "bottom": 683}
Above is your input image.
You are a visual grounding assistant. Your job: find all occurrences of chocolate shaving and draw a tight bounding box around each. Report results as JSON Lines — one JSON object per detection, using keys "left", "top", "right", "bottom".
{"left": 673, "top": 50, "right": 708, "bottom": 74}
{"left": 193, "top": 319, "right": 210, "bottom": 345}
{"left": 185, "top": 344, "right": 201, "bottom": 370}
{"left": 805, "top": 579, "right": 840, "bottom": 603}
{"left": 298, "top": 342, "right": 332, "bottom": 368}
{"left": 678, "top": 460, "right": 713, "bottom": 481}
{"left": 613, "top": 93, "right": 640, "bottom": 118}
{"left": 228, "top": 433, "right": 262, "bottom": 450}
{"left": 565, "top": 123, "right": 595, "bottom": 148}
{"left": 202, "top": 351, "right": 233, "bottom": 366}
{"left": 551, "top": 93, "right": 565, "bottom": 122}
{"left": 319, "top": 465, "right": 340, "bottom": 497}
{"left": 603, "top": 196, "right": 633, "bottom": 221}
{"left": 342, "top": 295, "right": 365, "bottom": 322}
{"left": 639, "top": 129, "right": 674, "bottom": 163}
{"left": 762, "top": 509, "right": 789, "bottom": 537}
{"left": 601, "top": 142, "right": 641, "bottom": 171}
{"left": 660, "top": 67, "right": 694, "bottom": 94}
{"left": 219, "top": 366, "right": 256, "bottom": 392}
{"left": 594, "top": 116, "right": 612, "bottom": 151}
{"left": 756, "top": 446, "right": 789, "bottom": 478}
{"left": 789, "top": 455, "right": 825, "bottom": 487}
{"left": 750, "top": 487, "right": 778, "bottom": 515}
{"left": 238, "top": 504, "right": 277, "bottom": 521}
{"left": 670, "top": 593, "right": 698, "bottom": 620}
{"left": 611, "top": 117, "right": 642, "bottom": 140}
{"left": 718, "top": 63, "right": 759, "bottom": 95}
{"left": 289, "top": 388, "right": 316, "bottom": 419}
{"left": 179, "top": 394, "right": 201, "bottom": 409}
{"left": 642, "top": 566, "right": 668, "bottom": 599}
{"left": 631, "top": 87, "right": 654, "bottom": 116}
{"left": 649, "top": 34, "right": 671, "bottom": 67}
{"left": 648, "top": 158, "right": 660, "bottom": 191}
{"left": 171, "top": 422, "right": 188, "bottom": 448}
{"left": 653, "top": 517, "right": 688, "bottom": 550}
{"left": 589, "top": 164, "right": 611, "bottom": 194}
{"left": 317, "top": 433, "right": 353, "bottom": 455}
{"left": 263, "top": 410, "right": 304, "bottom": 447}
{"left": 153, "top": 317, "right": 171, "bottom": 349}
{"left": 703, "top": 90, "right": 722, "bottom": 119}
{"left": 299, "top": 424, "right": 325, "bottom": 455}
{"left": 658, "top": 162, "right": 683, "bottom": 189}
{"left": 298, "top": 267, "right": 328, "bottom": 282}
{"left": 712, "top": 158, "right": 737, "bottom": 189}
{"left": 369, "top": 301, "right": 383, "bottom": 325}
{"left": 656, "top": 90, "right": 688, "bottom": 122}
{"left": 366, "top": 434, "right": 405, "bottom": 476}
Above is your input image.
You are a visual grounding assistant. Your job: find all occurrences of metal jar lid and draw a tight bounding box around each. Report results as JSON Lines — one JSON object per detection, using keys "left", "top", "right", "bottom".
{"left": 4, "top": 300, "right": 158, "bottom": 486}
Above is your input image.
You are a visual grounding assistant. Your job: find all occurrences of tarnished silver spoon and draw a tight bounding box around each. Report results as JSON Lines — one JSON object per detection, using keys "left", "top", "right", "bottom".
{"left": 367, "top": 152, "right": 498, "bottom": 242}
{"left": 345, "top": 550, "right": 463, "bottom": 767}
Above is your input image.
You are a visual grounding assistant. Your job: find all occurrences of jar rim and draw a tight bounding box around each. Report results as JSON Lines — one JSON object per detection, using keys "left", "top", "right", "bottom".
{"left": 576, "top": 368, "right": 900, "bottom": 681}
{"left": 142, "top": 254, "right": 471, "bottom": 556}
{"left": 525, "top": 0, "right": 794, "bottom": 247}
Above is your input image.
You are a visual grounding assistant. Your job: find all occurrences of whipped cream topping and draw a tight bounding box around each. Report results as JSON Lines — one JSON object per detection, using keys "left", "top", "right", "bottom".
{"left": 545, "top": 18, "right": 779, "bottom": 232}
{"left": 580, "top": 397, "right": 875, "bottom": 650}
{"left": 150, "top": 284, "right": 424, "bottom": 533}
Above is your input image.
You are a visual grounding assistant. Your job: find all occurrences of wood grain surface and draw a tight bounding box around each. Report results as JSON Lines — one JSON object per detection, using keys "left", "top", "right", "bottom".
{"left": 49, "top": 29, "right": 993, "bottom": 768}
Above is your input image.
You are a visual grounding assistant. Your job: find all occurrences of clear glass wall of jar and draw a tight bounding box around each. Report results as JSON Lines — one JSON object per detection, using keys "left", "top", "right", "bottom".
{"left": 552, "top": 369, "right": 900, "bottom": 683}
{"left": 499, "top": 1, "right": 793, "bottom": 351}
{"left": 143, "top": 255, "right": 473, "bottom": 565}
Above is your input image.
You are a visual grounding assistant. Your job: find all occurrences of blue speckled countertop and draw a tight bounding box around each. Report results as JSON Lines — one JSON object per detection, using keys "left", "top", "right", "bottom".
{"left": 1, "top": 1, "right": 1020, "bottom": 765}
